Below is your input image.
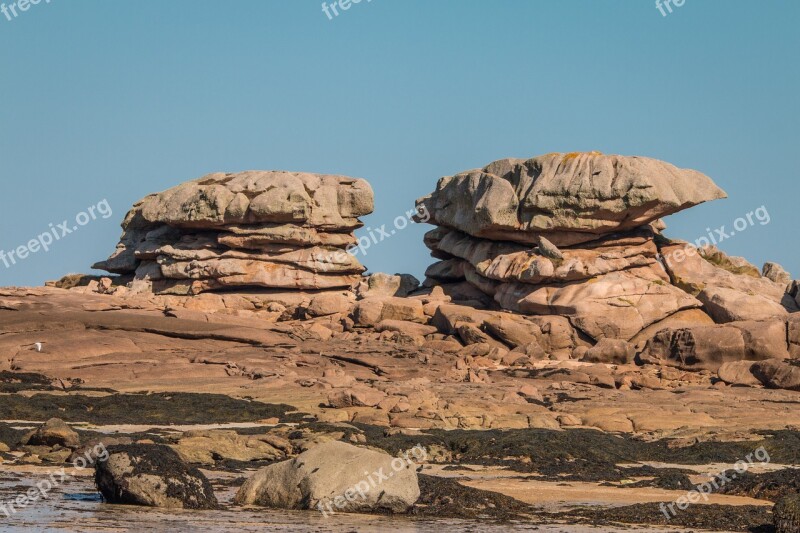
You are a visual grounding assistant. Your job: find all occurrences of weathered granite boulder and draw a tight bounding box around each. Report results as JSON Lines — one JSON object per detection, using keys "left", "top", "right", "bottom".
{"left": 426, "top": 227, "right": 660, "bottom": 286}
{"left": 429, "top": 303, "right": 589, "bottom": 359}
{"left": 494, "top": 266, "right": 701, "bottom": 341}
{"left": 94, "top": 171, "right": 374, "bottom": 296}
{"left": 662, "top": 243, "right": 796, "bottom": 323}
{"left": 170, "top": 430, "right": 288, "bottom": 465}
{"left": 352, "top": 297, "right": 426, "bottom": 327}
{"left": 582, "top": 339, "right": 635, "bottom": 365}
{"left": 763, "top": 262, "right": 792, "bottom": 286}
{"left": 138, "top": 171, "right": 372, "bottom": 228}
{"left": 640, "top": 320, "right": 790, "bottom": 371}
{"left": 234, "top": 440, "right": 420, "bottom": 513}
{"left": 416, "top": 152, "right": 800, "bottom": 366}
{"left": 751, "top": 359, "right": 800, "bottom": 391}
{"left": 359, "top": 272, "right": 421, "bottom": 298}
{"left": 95, "top": 444, "right": 218, "bottom": 509}
{"left": 717, "top": 361, "right": 762, "bottom": 387}
{"left": 789, "top": 314, "right": 800, "bottom": 358}
{"left": 416, "top": 152, "right": 726, "bottom": 246}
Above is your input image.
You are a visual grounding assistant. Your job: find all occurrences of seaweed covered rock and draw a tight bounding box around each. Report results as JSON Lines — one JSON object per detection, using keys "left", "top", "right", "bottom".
{"left": 95, "top": 444, "right": 217, "bottom": 509}
{"left": 775, "top": 493, "right": 800, "bottom": 533}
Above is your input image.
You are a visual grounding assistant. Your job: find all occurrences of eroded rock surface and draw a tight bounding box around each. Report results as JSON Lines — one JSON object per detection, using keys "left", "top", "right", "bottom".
{"left": 94, "top": 171, "right": 374, "bottom": 295}
{"left": 417, "top": 152, "right": 797, "bottom": 360}
{"left": 416, "top": 152, "right": 726, "bottom": 246}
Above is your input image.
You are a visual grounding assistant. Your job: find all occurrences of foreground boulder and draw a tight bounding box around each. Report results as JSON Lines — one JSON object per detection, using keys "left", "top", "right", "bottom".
{"left": 235, "top": 440, "right": 420, "bottom": 514}
{"left": 95, "top": 444, "right": 217, "bottom": 509}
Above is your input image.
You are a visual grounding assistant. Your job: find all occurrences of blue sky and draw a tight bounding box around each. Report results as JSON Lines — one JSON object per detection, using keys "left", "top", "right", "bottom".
{"left": 1, "top": 0, "right": 798, "bottom": 286}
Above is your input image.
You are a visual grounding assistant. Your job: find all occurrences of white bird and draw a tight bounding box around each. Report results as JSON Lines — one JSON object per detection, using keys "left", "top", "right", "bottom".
{"left": 34, "top": 342, "right": 42, "bottom": 352}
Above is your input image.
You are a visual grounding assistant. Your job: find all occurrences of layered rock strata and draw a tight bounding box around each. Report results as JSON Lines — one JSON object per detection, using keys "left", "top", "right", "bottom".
{"left": 94, "top": 171, "right": 374, "bottom": 295}
{"left": 417, "top": 152, "right": 797, "bottom": 350}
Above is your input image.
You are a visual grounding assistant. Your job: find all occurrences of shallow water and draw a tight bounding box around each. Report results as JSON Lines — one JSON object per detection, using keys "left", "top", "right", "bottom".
{"left": 0, "top": 466, "right": 697, "bottom": 532}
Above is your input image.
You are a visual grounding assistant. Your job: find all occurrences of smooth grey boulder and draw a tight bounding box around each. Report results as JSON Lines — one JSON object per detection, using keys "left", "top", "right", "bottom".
{"left": 234, "top": 440, "right": 421, "bottom": 514}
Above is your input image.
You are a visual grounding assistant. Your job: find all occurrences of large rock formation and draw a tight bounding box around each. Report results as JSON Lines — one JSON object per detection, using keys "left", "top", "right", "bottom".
{"left": 94, "top": 171, "right": 374, "bottom": 295}
{"left": 417, "top": 152, "right": 797, "bottom": 348}
{"left": 416, "top": 151, "right": 727, "bottom": 246}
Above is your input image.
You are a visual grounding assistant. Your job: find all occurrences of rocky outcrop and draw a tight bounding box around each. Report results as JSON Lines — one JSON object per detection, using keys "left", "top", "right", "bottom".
{"left": 416, "top": 152, "right": 726, "bottom": 246}
{"left": 94, "top": 171, "right": 374, "bottom": 295}
{"left": 661, "top": 243, "right": 797, "bottom": 323}
{"left": 418, "top": 152, "right": 798, "bottom": 360}
{"left": 234, "top": 441, "right": 420, "bottom": 513}
{"left": 95, "top": 444, "right": 218, "bottom": 509}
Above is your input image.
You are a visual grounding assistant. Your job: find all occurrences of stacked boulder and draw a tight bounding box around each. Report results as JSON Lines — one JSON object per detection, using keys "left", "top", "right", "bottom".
{"left": 416, "top": 152, "right": 798, "bottom": 367}
{"left": 94, "top": 171, "right": 373, "bottom": 297}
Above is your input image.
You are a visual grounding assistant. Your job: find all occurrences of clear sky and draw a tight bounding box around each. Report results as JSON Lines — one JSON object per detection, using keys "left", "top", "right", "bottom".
{"left": 1, "top": 0, "right": 798, "bottom": 286}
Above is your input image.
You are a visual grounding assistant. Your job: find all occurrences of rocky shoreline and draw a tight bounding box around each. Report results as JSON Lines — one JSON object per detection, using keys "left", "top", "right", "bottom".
{"left": 2, "top": 152, "right": 800, "bottom": 531}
